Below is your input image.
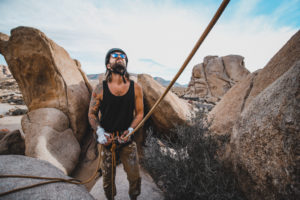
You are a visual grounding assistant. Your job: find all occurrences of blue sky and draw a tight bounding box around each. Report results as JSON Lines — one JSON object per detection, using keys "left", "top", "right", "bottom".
{"left": 0, "top": 0, "right": 299, "bottom": 84}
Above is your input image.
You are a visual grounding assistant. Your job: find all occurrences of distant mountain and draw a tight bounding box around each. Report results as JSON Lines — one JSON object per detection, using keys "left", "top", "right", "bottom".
{"left": 87, "top": 74, "right": 102, "bottom": 80}
{"left": 87, "top": 73, "right": 187, "bottom": 88}
{"left": 153, "top": 77, "right": 187, "bottom": 88}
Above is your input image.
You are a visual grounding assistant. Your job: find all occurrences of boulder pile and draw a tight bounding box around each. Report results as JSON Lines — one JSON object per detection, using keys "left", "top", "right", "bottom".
{"left": 184, "top": 55, "right": 249, "bottom": 103}
{"left": 0, "top": 27, "right": 92, "bottom": 175}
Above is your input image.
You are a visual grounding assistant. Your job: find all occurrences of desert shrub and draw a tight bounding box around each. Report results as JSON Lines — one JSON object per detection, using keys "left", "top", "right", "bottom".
{"left": 141, "top": 113, "right": 245, "bottom": 200}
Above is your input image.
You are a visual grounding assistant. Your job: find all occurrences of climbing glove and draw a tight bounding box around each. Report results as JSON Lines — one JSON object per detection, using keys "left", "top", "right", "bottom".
{"left": 127, "top": 127, "right": 134, "bottom": 136}
{"left": 96, "top": 126, "right": 110, "bottom": 144}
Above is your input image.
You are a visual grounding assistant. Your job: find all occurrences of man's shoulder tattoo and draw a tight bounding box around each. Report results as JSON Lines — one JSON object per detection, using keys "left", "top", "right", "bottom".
{"left": 92, "top": 83, "right": 103, "bottom": 99}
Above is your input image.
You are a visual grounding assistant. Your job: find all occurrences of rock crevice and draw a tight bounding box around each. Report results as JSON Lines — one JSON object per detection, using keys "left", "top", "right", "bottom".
{"left": 240, "top": 72, "right": 257, "bottom": 112}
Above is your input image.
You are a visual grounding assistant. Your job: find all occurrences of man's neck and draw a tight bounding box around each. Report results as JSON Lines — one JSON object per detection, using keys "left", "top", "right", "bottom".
{"left": 110, "top": 73, "right": 127, "bottom": 85}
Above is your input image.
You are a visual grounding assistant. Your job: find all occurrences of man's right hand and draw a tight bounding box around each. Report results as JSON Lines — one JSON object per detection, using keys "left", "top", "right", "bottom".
{"left": 103, "top": 133, "right": 113, "bottom": 146}
{"left": 96, "top": 126, "right": 112, "bottom": 145}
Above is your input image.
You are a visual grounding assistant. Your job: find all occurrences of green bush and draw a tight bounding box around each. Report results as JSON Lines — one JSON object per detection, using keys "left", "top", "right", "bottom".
{"left": 141, "top": 114, "right": 245, "bottom": 200}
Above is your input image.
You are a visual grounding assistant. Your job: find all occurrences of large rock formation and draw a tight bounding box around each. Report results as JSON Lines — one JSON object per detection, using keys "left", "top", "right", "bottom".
{"left": 230, "top": 62, "right": 300, "bottom": 199}
{"left": 0, "top": 27, "right": 92, "bottom": 174}
{"left": 137, "top": 74, "right": 193, "bottom": 134}
{"left": 0, "top": 27, "right": 91, "bottom": 142}
{"left": 0, "top": 155, "right": 95, "bottom": 200}
{"left": 207, "top": 30, "right": 300, "bottom": 199}
{"left": 209, "top": 30, "right": 300, "bottom": 136}
{"left": 184, "top": 55, "right": 249, "bottom": 103}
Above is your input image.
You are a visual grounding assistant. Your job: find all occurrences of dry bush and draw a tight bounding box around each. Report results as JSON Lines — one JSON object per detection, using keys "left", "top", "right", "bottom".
{"left": 141, "top": 113, "right": 245, "bottom": 200}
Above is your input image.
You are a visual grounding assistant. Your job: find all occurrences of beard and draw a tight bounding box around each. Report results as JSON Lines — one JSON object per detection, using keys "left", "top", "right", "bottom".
{"left": 111, "top": 62, "right": 126, "bottom": 74}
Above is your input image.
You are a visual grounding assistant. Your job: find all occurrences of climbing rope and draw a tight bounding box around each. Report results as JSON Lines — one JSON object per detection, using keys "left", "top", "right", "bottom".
{"left": 0, "top": 0, "right": 230, "bottom": 197}
{"left": 125, "top": 0, "right": 230, "bottom": 140}
{"left": 110, "top": 132, "right": 118, "bottom": 200}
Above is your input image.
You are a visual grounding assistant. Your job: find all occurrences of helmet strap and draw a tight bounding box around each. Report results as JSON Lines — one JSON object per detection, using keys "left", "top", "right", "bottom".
{"left": 107, "top": 68, "right": 127, "bottom": 83}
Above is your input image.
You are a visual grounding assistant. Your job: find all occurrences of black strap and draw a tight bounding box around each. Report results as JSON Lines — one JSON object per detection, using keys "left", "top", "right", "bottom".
{"left": 108, "top": 68, "right": 127, "bottom": 83}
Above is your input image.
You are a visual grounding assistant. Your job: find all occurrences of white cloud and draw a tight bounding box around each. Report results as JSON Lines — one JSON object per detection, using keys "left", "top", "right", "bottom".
{"left": 0, "top": 0, "right": 298, "bottom": 84}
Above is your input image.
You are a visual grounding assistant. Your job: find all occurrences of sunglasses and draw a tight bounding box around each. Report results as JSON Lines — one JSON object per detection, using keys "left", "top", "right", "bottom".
{"left": 111, "top": 53, "right": 126, "bottom": 59}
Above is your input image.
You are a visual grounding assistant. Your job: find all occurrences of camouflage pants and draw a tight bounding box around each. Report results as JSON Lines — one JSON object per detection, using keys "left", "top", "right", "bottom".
{"left": 100, "top": 141, "right": 141, "bottom": 200}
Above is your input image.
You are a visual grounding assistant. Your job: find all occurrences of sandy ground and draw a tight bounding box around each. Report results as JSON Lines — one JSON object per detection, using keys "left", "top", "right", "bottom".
{"left": 0, "top": 103, "right": 26, "bottom": 135}
{"left": 90, "top": 164, "right": 164, "bottom": 200}
{"left": 0, "top": 103, "right": 16, "bottom": 115}
{"left": 0, "top": 115, "right": 23, "bottom": 131}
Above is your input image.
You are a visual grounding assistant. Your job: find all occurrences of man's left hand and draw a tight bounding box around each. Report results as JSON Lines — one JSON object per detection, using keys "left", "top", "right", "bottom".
{"left": 119, "top": 127, "right": 134, "bottom": 143}
{"left": 119, "top": 130, "right": 130, "bottom": 143}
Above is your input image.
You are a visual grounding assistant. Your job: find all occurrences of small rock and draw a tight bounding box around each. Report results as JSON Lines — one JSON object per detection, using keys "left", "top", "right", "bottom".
{"left": 11, "top": 108, "right": 27, "bottom": 116}
{"left": 0, "top": 130, "right": 25, "bottom": 155}
{"left": 0, "top": 128, "right": 10, "bottom": 134}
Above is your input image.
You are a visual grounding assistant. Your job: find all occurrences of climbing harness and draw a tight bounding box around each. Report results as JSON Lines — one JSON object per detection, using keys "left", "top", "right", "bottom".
{"left": 108, "top": 131, "right": 133, "bottom": 200}
{"left": 0, "top": 0, "right": 230, "bottom": 197}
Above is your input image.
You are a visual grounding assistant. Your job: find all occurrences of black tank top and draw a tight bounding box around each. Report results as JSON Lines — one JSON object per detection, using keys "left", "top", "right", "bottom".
{"left": 99, "top": 80, "right": 135, "bottom": 133}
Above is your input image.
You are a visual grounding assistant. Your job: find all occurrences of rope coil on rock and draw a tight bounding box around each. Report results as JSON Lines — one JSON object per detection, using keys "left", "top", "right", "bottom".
{"left": 0, "top": 144, "right": 102, "bottom": 196}
{"left": 0, "top": 0, "right": 230, "bottom": 197}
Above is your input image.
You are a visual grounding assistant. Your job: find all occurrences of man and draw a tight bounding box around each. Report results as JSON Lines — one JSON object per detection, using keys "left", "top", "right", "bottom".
{"left": 88, "top": 48, "right": 144, "bottom": 200}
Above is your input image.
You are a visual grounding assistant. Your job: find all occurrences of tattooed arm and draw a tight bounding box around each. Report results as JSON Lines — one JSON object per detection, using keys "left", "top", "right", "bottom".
{"left": 88, "top": 83, "right": 103, "bottom": 131}
{"left": 130, "top": 82, "right": 144, "bottom": 129}
{"left": 120, "top": 82, "right": 144, "bottom": 142}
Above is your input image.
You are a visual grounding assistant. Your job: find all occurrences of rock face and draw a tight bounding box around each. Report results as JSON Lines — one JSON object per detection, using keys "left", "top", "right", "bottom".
{"left": 209, "top": 30, "right": 300, "bottom": 136}
{"left": 0, "top": 155, "right": 95, "bottom": 200}
{"left": 0, "top": 130, "right": 24, "bottom": 155}
{"left": 137, "top": 74, "right": 193, "bottom": 134}
{"left": 230, "top": 62, "right": 300, "bottom": 199}
{"left": 207, "top": 30, "right": 300, "bottom": 199}
{"left": 208, "top": 71, "right": 259, "bottom": 136}
{"left": 22, "top": 108, "right": 81, "bottom": 174}
{"left": 0, "top": 26, "right": 93, "bottom": 175}
{"left": 0, "top": 26, "right": 91, "bottom": 142}
{"left": 184, "top": 55, "right": 249, "bottom": 103}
